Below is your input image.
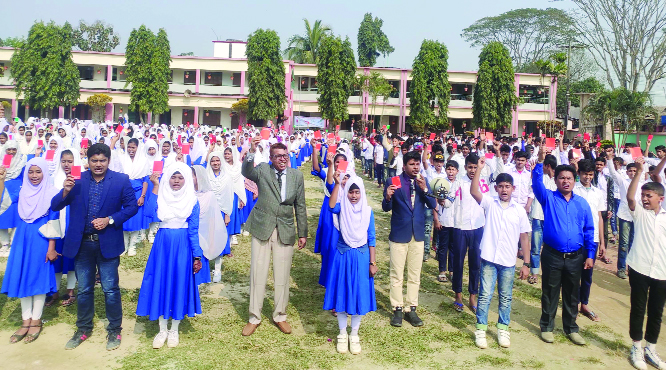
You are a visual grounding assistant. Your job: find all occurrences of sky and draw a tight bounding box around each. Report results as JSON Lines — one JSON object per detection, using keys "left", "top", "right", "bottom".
{"left": 0, "top": 0, "right": 576, "bottom": 70}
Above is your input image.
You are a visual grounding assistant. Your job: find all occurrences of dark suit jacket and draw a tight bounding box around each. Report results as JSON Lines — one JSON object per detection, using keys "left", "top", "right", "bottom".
{"left": 382, "top": 172, "right": 437, "bottom": 243}
{"left": 51, "top": 169, "right": 138, "bottom": 259}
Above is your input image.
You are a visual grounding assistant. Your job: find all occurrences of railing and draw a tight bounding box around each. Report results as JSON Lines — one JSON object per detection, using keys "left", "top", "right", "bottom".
{"left": 451, "top": 94, "right": 472, "bottom": 101}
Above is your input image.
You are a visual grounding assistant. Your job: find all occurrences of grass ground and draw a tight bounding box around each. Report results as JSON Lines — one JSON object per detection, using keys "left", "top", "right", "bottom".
{"left": 0, "top": 162, "right": 657, "bottom": 369}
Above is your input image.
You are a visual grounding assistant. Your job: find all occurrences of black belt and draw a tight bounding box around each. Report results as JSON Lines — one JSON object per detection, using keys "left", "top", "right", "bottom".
{"left": 544, "top": 244, "right": 583, "bottom": 259}
{"left": 83, "top": 234, "right": 99, "bottom": 241}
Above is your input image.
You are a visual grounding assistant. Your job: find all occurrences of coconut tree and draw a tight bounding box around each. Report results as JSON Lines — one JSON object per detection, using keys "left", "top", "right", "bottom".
{"left": 284, "top": 19, "right": 332, "bottom": 64}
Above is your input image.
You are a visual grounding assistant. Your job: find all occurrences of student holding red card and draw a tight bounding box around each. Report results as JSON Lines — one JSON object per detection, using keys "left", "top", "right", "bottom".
{"left": 0, "top": 140, "right": 27, "bottom": 258}
{"left": 143, "top": 140, "right": 161, "bottom": 243}
{"left": 118, "top": 138, "right": 150, "bottom": 257}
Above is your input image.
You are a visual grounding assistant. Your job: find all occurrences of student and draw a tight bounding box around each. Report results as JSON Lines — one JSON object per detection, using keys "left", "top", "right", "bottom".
{"left": 469, "top": 159, "right": 531, "bottom": 349}
{"left": 374, "top": 139, "right": 385, "bottom": 187}
{"left": 1, "top": 158, "right": 61, "bottom": 343}
{"left": 434, "top": 160, "right": 458, "bottom": 282}
{"left": 422, "top": 147, "right": 447, "bottom": 262}
{"left": 206, "top": 151, "right": 233, "bottom": 268}
{"left": 529, "top": 154, "right": 557, "bottom": 284}
{"left": 137, "top": 163, "right": 203, "bottom": 349}
{"left": 0, "top": 141, "right": 27, "bottom": 257}
{"left": 222, "top": 147, "right": 246, "bottom": 247}
{"left": 325, "top": 173, "right": 377, "bottom": 355}
{"left": 573, "top": 159, "right": 606, "bottom": 322}
{"left": 625, "top": 158, "right": 666, "bottom": 370}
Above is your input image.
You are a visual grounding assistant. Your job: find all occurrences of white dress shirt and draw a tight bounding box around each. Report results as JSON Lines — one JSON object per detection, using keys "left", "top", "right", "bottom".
{"left": 573, "top": 182, "right": 607, "bottom": 243}
{"left": 627, "top": 205, "right": 666, "bottom": 280}
{"left": 274, "top": 167, "right": 287, "bottom": 202}
{"left": 450, "top": 175, "right": 487, "bottom": 230}
{"left": 478, "top": 195, "right": 532, "bottom": 267}
{"left": 507, "top": 166, "right": 533, "bottom": 207}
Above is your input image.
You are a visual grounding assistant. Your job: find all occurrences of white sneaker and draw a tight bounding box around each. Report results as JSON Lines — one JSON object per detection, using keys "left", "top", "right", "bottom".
{"left": 128, "top": 247, "right": 137, "bottom": 257}
{"left": 336, "top": 333, "right": 348, "bottom": 354}
{"left": 497, "top": 329, "right": 511, "bottom": 348}
{"left": 152, "top": 330, "right": 168, "bottom": 349}
{"left": 167, "top": 330, "right": 179, "bottom": 348}
{"left": 231, "top": 235, "right": 238, "bottom": 245}
{"left": 212, "top": 271, "right": 222, "bottom": 283}
{"left": 632, "top": 346, "right": 648, "bottom": 370}
{"left": 242, "top": 231, "right": 249, "bottom": 236}
{"left": 349, "top": 335, "right": 361, "bottom": 355}
{"left": 645, "top": 346, "right": 665, "bottom": 369}
{"left": 475, "top": 329, "right": 488, "bottom": 349}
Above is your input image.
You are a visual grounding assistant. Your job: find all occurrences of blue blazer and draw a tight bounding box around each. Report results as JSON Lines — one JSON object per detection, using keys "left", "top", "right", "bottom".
{"left": 382, "top": 172, "right": 437, "bottom": 243}
{"left": 51, "top": 169, "right": 138, "bottom": 259}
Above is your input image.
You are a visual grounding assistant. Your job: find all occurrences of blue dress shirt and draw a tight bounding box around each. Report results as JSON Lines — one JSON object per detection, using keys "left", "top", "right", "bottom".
{"left": 532, "top": 163, "right": 597, "bottom": 259}
{"left": 84, "top": 177, "right": 105, "bottom": 234}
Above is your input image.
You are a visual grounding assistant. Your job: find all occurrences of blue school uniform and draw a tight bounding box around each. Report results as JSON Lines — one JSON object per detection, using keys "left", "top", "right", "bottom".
{"left": 0, "top": 169, "right": 24, "bottom": 230}
{"left": 123, "top": 176, "right": 149, "bottom": 232}
{"left": 53, "top": 206, "right": 75, "bottom": 275}
{"left": 241, "top": 188, "right": 257, "bottom": 224}
{"left": 312, "top": 169, "right": 337, "bottom": 287}
{"left": 1, "top": 211, "right": 60, "bottom": 298}
{"left": 136, "top": 197, "right": 203, "bottom": 320}
{"left": 322, "top": 206, "right": 377, "bottom": 315}
{"left": 290, "top": 152, "right": 297, "bottom": 169}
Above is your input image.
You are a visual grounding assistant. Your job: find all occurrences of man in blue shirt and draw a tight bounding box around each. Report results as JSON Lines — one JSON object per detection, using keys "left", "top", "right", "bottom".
{"left": 532, "top": 145, "right": 596, "bottom": 346}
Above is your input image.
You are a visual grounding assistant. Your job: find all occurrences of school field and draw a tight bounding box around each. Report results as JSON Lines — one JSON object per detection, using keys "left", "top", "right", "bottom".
{"left": 0, "top": 163, "right": 656, "bottom": 369}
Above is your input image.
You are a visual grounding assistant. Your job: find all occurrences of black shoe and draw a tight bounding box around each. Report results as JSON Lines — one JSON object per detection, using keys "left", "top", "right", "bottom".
{"left": 65, "top": 330, "right": 92, "bottom": 350}
{"left": 106, "top": 330, "right": 122, "bottom": 351}
{"left": 405, "top": 307, "right": 424, "bottom": 327}
{"left": 390, "top": 307, "right": 403, "bottom": 327}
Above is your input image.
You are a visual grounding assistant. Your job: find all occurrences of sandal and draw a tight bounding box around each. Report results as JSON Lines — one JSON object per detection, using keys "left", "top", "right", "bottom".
{"left": 61, "top": 295, "right": 77, "bottom": 307}
{"left": 437, "top": 274, "right": 448, "bottom": 283}
{"left": 45, "top": 293, "right": 59, "bottom": 307}
{"left": 24, "top": 322, "right": 43, "bottom": 344}
{"left": 528, "top": 275, "right": 538, "bottom": 284}
{"left": 581, "top": 310, "right": 601, "bottom": 322}
{"left": 330, "top": 309, "right": 337, "bottom": 317}
{"left": 9, "top": 325, "right": 30, "bottom": 344}
{"left": 600, "top": 256, "right": 613, "bottom": 265}
{"left": 469, "top": 305, "right": 477, "bottom": 314}
{"left": 453, "top": 302, "right": 464, "bottom": 312}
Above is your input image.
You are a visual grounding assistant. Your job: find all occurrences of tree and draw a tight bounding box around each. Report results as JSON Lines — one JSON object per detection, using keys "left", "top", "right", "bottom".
{"left": 573, "top": 0, "right": 666, "bottom": 94}
{"left": 85, "top": 93, "right": 112, "bottom": 122}
{"left": 472, "top": 42, "right": 518, "bottom": 131}
{"left": 409, "top": 40, "right": 451, "bottom": 133}
{"left": 284, "top": 19, "right": 332, "bottom": 64}
{"left": 461, "top": 8, "right": 577, "bottom": 69}
{"left": 125, "top": 25, "right": 171, "bottom": 123}
{"left": 357, "top": 13, "right": 394, "bottom": 67}
{"left": 557, "top": 76, "right": 606, "bottom": 116}
{"left": 72, "top": 20, "right": 120, "bottom": 52}
{"left": 317, "top": 35, "right": 357, "bottom": 127}
{"left": 10, "top": 21, "right": 79, "bottom": 116}
{"left": 357, "top": 71, "right": 394, "bottom": 124}
{"left": 231, "top": 98, "right": 249, "bottom": 126}
{"left": 532, "top": 52, "right": 567, "bottom": 121}
{"left": 246, "top": 29, "right": 286, "bottom": 123}
{"left": 0, "top": 36, "right": 25, "bottom": 48}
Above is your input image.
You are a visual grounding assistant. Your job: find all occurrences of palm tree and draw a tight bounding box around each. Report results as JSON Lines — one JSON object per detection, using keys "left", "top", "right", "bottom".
{"left": 284, "top": 19, "right": 332, "bottom": 64}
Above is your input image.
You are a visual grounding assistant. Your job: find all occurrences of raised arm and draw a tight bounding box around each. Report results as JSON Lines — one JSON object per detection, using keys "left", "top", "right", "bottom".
{"left": 627, "top": 157, "right": 644, "bottom": 212}
{"left": 470, "top": 157, "right": 485, "bottom": 204}
{"left": 241, "top": 136, "right": 260, "bottom": 183}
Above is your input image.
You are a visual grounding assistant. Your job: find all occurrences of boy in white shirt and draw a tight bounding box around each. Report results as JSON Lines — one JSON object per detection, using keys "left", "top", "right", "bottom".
{"left": 374, "top": 141, "right": 385, "bottom": 187}
{"left": 433, "top": 160, "right": 459, "bottom": 282}
{"left": 470, "top": 157, "right": 531, "bottom": 349}
{"left": 625, "top": 157, "right": 666, "bottom": 370}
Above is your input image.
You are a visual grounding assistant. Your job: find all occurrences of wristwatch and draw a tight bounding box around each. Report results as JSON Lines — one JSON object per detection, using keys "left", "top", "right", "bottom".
{"left": 108, "top": 216, "right": 115, "bottom": 225}
{"left": 194, "top": 257, "right": 201, "bottom": 262}
{"left": 523, "top": 261, "right": 530, "bottom": 267}
{"left": 370, "top": 262, "right": 377, "bottom": 266}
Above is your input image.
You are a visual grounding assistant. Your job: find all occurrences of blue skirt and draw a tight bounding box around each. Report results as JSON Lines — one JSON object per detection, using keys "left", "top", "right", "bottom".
{"left": 144, "top": 182, "right": 158, "bottom": 224}
{"left": 290, "top": 153, "right": 297, "bottom": 169}
{"left": 323, "top": 244, "right": 377, "bottom": 315}
{"left": 136, "top": 228, "right": 202, "bottom": 320}
{"left": 227, "top": 194, "right": 241, "bottom": 235}
{"left": 124, "top": 180, "right": 149, "bottom": 232}
{"left": 195, "top": 256, "right": 212, "bottom": 285}
{"left": 241, "top": 189, "right": 257, "bottom": 224}
{"left": 0, "top": 178, "right": 21, "bottom": 229}
{"left": 1, "top": 217, "right": 57, "bottom": 298}
{"left": 220, "top": 211, "right": 233, "bottom": 256}
{"left": 53, "top": 238, "right": 76, "bottom": 274}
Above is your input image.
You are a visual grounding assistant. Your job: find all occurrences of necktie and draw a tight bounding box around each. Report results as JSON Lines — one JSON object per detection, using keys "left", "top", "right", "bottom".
{"left": 277, "top": 171, "right": 283, "bottom": 192}
{"left": 410, "top": 179, "right": 415, "bottom": 207}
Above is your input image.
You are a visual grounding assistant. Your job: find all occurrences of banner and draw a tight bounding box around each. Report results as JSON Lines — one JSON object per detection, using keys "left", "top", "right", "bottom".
{"left": 294, "top": 116, "right": 326, "bottom": 129}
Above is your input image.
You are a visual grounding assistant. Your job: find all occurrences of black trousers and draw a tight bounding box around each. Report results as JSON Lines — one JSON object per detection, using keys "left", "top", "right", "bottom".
{"left": 629, "top": 268, "right": 666, "bottom": 343}
{"left": 540, "top": 245, "right": 586, "bottom": 334}
{"left": 375, "top": 163, "right": 385, "bottom": 185}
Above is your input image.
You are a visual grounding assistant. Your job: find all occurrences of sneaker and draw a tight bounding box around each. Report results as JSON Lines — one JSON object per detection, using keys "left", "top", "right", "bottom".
{"left": 349, "top": 335, "right": 361, "bottom": 355}
{"left": 404, "top": 307, "right": 424, "bottom": 327}
{"left": 475, "top": 329, "right": 488, "bottom": 349}
{"left": 645, "top": 346, "right": 666, "bottom": 369}
{"left": 497, "top": 329, "right": 511, "bottom": 348}
{"left": 423, "top": 253, "right": 430, "bottom": 262}
{"left": 632, "top": 346, "right": 648, "bottom": 370}
{"left": 231, "top": 235, "right": 239, "bottom": 245}
{"left": 212, "top": 271, "right": 222, "bottom": 283}
{"left": 618, "top": 269, "right": 628, "bottom": 279}
{"left": 242, "top": 231, "right": 249, "bottom": 236}
{"left": 167, "top": 330, "right": 179, "bottom": 348}
{"left": 336, "top": 333, "right": 348, "bottom": 354}
{"left": 128, "top": 247, "right": 137, "bottom": 257}
{"left": 390, "top": 307, "right": 403, "bottom": 327}
{"left": 152, "top": 331, "right": 168, "bottom": 349}
{"left": 106, "top": 331, "right": 121, "bottom": 351}
{"left": 65, "top": 330, "right": 92, "bottom": 350}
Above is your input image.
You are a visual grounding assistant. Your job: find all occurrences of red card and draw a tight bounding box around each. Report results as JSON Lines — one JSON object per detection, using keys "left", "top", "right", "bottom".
{"left": 529, "top": 133, "right": 533, "bottom": 138}
{"left": 81, "top": 138, "right": 89, "bottom": 148}
{"left": 152, "top": 161, "right": 164, "bottom": 174}
{"left": 630, "top": 147, "right": 643, "bottom": 159}
{"left": 485, "top": 132, "right": 494, "bottom": 141}
{"left": 315, "top": 143, "right": 321, "bottom": 151}
{"left": 71, "top": 166, "right": 81, "bottom": 180}
{"left": 45, "top": 150, "right": 55, "bottom": 161}
{"left": 427, "top": 145, "right": 432, "bottom": 152}
{"left": 596, "top": 142, "right": 602, "bottom": 148}
{"left": 238, "top": 125, "right": 243, "bottom": 131}
{"left": 335, "top": 136, "right": 340, "bottom": 142}
{"left": 485, "top": 152, "right": 495, "bottom": 159}
{"left": 115, "top": 125, "right": 123, "bottom": 134}
{"left": 372, "top": 129, "right": 376, "bottom": 134}
{"left": 394, "top": 147, "right": 400, "bottom": 154}
{"left": 382, "top": 125, "right": 386, "bottom": 130}
{"left": 648, "top": 134, "right": 654, "bottom": 141}
{"left": 337, "top": 160, "right": 348, "bottom": 172}
{"left": 429, "top": 133, "right": 436, "bottom": 141}
{"left": 158, "top": 134, "right": 164, "bottom": 139}
{"left": 559, "top": 131, "right": 564, "bottom": 135}
{"left": 314, "top": 130, "right": 322, "bottom": 140}
{"left": 209, "top": 134, "right": 216, "bottom": 143}
{"left": 327, "top": 133, "right": 335, "bottom": 140}
{"left": 2, "top": 155, "right": 12, "bottom": 168}
{"left": 572, "top": 149, "right": 582, "bottom": 159}
{"left": 391, "top": 176, "right": 402, "bottom": 188}
{"left": 522, "top": 131, "right": 525, "bottom": 136}
{"left": 336, "top": 125, "right": 340, "bottom": 131}
{"left": 38, "top": 139, "right": 43, "bottom": 147}
{"left": 541, "top": 133, "right": 546, "bottom": 138}
{"left": 181, "top": 144, "right": 190, "bottom": 155}
{"left": 364, "top": 127, "right": 368, "bottom": 132}
{"left": 327, "top": 144, "right": 337, "bottom": 154}
{"left": 261, "top": 128, "right": 270, "bottom": 140}
{"left": 577, "top": 133, "right": 582, "bottom": 137}
{"left": 545, "top": 138, "right": 556, "bottom": 149}
{"left": 452, "top": 143, "right": 458, "bottom": 149}
{"left": 584, "top": 133, "right": 590, "bottom": 141}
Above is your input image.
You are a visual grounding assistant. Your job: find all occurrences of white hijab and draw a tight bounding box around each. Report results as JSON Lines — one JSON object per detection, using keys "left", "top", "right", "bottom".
{"left": 192, "top": 165, "right": 227, "bottom": 259}
{"left": 333, "top": 175, "right": 372, "bottom": 248}
{"left": 4, "top": 140, "right": 26, "bottom": 180}
{"left": 157, "top": 162, "right": 197, "bottom": 223}
{"left": 222, "top": 147, "right": 247, "bottom": 204}
{"left": 206, "top": 152, "right": 234, "bottom": 215}
{"left": 120, "top": 139, "right": 149, "bottom": 180}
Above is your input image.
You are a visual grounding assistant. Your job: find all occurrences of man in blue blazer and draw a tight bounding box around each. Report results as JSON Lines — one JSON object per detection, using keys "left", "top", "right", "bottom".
{"left": 51, "top": 143, "right": 138, "bottom": 351}
{"left": 383, "top": 150, "right": 437, "bottom": 328}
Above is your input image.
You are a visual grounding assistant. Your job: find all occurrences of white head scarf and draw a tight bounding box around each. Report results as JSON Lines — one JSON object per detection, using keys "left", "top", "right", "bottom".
{"left": 333, "top": 175, "right": 372, "bottom": 248}
{"left": 157, "top": 162, "right": 197, "bottom": 223}
{"left": 206, "top": 152, "right": 234, "bottom": 215}
{"left": 192, "top": 165, "right": 227, "bottom": 259}
{"left": 222, "top": 147, "right": 247, "bottom": 204}
{"left": 4, "top": 140, "right": 26, "bottom": 180}
{"left": 120, "top": 139, "right": 149, "bottom": 180}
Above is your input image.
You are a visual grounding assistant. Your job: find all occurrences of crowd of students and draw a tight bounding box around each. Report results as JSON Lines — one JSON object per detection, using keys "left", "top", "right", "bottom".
{"left": 0, "top": 116, "right": 664, "bottom": 369}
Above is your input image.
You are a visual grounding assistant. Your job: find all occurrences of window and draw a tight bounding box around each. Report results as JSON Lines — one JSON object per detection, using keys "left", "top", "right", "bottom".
{"left": 183, "top": 70, "right": 196, "bottom": 85}
{"left": 203, "top": 71, "right": 222, "bottom": 86}
{"left": 389, "top": 80, "right": 400, "bottom": 98}
{"left": 298, "top": 76, "right": 309, "bottom": 91}
{"left": 79, "top": 66, "right": 94, "bottom": 81}
{"left": 202, "top": 110, "right": 221, "bottom": 125}
{"left": 182, "top": 109, "right": 195, "bottom": 125}
{"left": 112, "top": 68, "right": 127, "bottom": 82}
{"left": 232, "top": 72, "right": 242, "bottom": 87}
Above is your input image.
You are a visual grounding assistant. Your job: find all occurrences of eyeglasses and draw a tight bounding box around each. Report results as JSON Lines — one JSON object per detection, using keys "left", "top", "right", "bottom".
{"left": 272, "top": 154, "right": 289, "bottom": 159}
